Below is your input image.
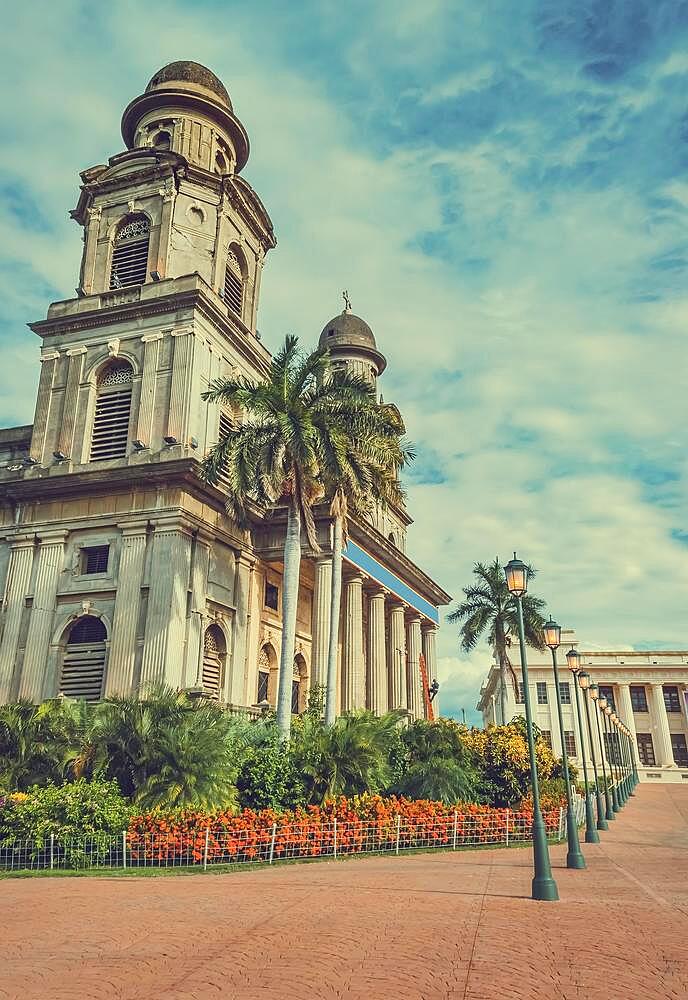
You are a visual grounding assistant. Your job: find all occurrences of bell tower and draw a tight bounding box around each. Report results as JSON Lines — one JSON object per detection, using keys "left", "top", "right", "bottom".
{"left": 26, "top": 61, "right": 276, "bottom": 474}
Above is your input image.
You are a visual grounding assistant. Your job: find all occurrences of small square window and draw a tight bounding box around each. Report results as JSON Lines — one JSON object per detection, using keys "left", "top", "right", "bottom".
{"left": 264, "top": 582, "right": 279, "bottom": 612}
{"left": 82, "top": 545, "right": 109, "bottom": 575}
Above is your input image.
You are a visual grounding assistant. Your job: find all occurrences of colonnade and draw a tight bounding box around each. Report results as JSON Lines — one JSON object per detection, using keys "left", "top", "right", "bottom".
{"left": 310, "top": 562, "right": 439, "bottom": 719}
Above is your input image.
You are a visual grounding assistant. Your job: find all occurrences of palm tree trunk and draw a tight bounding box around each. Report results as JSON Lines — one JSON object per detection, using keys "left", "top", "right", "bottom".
{"left": 276, "top": 499, "right": 302, "bottom": 738}
{"left": 324, "top": 515, "right": 343, "bottom": 725}
{"left": 499, "top": 659, "right": 507, "bottom": 725}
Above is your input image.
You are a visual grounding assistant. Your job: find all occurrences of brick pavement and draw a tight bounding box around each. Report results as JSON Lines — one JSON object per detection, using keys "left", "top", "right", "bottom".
{"left": 2, "top": 784, "right": 688, "bottom": 1000}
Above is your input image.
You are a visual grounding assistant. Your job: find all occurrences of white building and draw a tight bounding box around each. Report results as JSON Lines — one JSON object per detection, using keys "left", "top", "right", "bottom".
{"left": 477, "top": 630, "right": 688, "bottom": 783}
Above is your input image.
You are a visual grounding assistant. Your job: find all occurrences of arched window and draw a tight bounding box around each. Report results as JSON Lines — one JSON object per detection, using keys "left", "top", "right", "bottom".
{"left": 292, "top": 654, "right": 307, "bottom": 715}
{"left": 202, "top": 625, "right": 226, "bottom": 700}
{"left": 90, "top": 361, "right": 133, "bottom": 462}
{"left": 257, "top": 644, "right": 276, "bottom": 705}
{"left": 153, "top": 130, "right": 171, "bottom": 150}
{"left": 110, "top": 216, "right": 150, "bottom": 289}
{"left": 388, "top": 532, "right": 397, "bottom": 547}
{"left": 222, "top": 248, "right": 244, "bottom": 316}
{"left": 59, "top": 616, "right": 107, "bottom": 701}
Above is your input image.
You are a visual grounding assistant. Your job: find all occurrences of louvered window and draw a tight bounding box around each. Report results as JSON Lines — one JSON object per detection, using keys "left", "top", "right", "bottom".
{"left": 110, "top": 217, "right": 150, "bottom": 289}
{"left": 59, "top": 617, "right": 107, "bottom": 701}
{"left": 202, "top": 625, "right": 226, "bottom": 699}
{"left": 90, "top": 362, "right": 133, "bottom": 461}
{"left": 222, "top": 250, "right": 243, "bottom": 315}
{"left": 215, "top": 408, "right": 234, "bottom": 490}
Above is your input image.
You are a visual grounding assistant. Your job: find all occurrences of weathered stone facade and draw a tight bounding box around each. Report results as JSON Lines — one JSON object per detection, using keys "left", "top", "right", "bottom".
{"left": 0, "top": 62, "right": 450, "bottom": 716}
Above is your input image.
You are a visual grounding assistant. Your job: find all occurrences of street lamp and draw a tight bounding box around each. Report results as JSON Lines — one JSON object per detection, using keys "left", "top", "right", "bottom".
{"left": 504, "top": 554, "right": 558, "bottom": 901}
{"left": 578, "top": 671, "right": 608, "bottom": 831}
{"left": 610, "top": 713, "right": 626, "bottom": 805}
{"left": 590, "top": 685, "right": 614, "bottom": 821}
{"left": 543, "top": 620, "right": 585, "bottom": 868}
{"left": 566, "top": 649, "right": 599, "bottom": 844}
{"left": 603, "top": 704, "right": 620, "bottom": 812}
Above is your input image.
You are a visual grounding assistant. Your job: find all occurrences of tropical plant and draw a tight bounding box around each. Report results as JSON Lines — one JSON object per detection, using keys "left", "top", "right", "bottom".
{"left": 72, "top": 687, "right": 251, "bottom": 811}
{"left": 323, "top": 404, "right": 414, "bottom": 724}
{"left": 0, "top": 699, "right": 78, "bottom": 792}
{"left": 447, "top": 557, "right": 547, "bottom": 725}
{"left": 199, "top": 335, "right": 379, "bottom": 738}
{"left": 0, "top": 778, "right": 130, "bottom": 842}
{"left": 460, "top": 720, "right": 556, "bottom": 807}
{"left": 391, "top": 719, "right": 481, "bottom": 803}
{"left": 294, "top": 710, "right": 404, "bottom": 803}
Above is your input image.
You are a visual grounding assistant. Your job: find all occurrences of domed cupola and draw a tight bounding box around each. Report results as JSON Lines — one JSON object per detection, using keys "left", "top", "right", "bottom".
{"left": 121, "top": 60, "right": 249, "bottom": 174}
{"left": 319, "top": 293, "right": 387, "bottom": 387}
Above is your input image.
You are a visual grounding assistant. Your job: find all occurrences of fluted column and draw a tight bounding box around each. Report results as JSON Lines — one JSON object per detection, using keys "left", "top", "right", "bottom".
{"left": 388, "top": 600, "right": 407, "bottom": 711}
{"left": 310, "top": 556, "right": 332, "bottom": 689}
{"left": 649, "top": 683, "right": 675, "bottom": 766}
{"left": 19, "top": 533, "right": 67, "bottom": 701}
{"left": 616, "top": 683, "right": 638, "bottom": 767}
{"left": 166, "top": 329, "right": 193, "bottom": 443}
{"left": 140, "top": 523, "right": 192, "bottom": 689}
{"left": 406, "top": 615, "right": 423, "bottom": 719}
{"left": 367, "top": 586, "right": 387, "bottom": 715}
{"left": 229, "top": 553, "right": 254, "bottom": 705}
{"left": 58, "top": 347, "right": 87, "bottom": 459}
{"left": 136, "top": 333, "right": 163, "bottom": 447}
{"left": 183, "top": 534, "right": 212, "bottom": 692}
{"left": 106, "top": 525, "right": 148, "bottom": 696}
{"left": 0, "top": 536, "right": 36, "bottom": 702}
{"left": 30, "top": 351, "right": 60, "bottom": 464}
{"left": 342, "top": 573, "right": 364, "bottom": 711}
{"left": 421, "top": 623, "right": 438, "bottom": 718}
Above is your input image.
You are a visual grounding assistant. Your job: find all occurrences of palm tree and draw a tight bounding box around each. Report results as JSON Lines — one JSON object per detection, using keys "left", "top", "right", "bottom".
{"left": 200, "top": 335, "right": 379, "bottom": 738}
{"left": 0, "top": 699, "right": 76, "bottom": 791}
{"left": 323, "top": 406, "right": 413, "bottom": 724}
{"left": 448, "top": 558, "right": 547, "bottom": 725}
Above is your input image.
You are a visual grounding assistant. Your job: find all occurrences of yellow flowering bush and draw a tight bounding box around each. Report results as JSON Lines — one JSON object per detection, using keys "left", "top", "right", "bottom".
{"left": 454, "top": 719, "right": 556, "bottom": 807}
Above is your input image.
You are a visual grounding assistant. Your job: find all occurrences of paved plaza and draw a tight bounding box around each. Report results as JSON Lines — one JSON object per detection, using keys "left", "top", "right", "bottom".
{"left": 2, "top": 784, "right": 687, "bottom": 1000}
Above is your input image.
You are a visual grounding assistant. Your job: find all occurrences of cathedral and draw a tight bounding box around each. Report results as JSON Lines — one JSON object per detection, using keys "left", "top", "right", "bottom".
{"left": 0, "top": 62, "right": 450, "bottom": 718}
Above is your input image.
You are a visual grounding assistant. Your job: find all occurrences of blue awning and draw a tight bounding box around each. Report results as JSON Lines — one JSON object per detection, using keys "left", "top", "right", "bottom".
{"left": 343, "top": 540, "right": 439, "bottom": 624}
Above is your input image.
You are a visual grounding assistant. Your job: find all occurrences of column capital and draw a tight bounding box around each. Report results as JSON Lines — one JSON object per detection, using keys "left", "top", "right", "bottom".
{"left": 421, "top": 620, "right": 438, "bottom": 634}
{"left": 405, "top": 611, "right": 423, "bottom": 625}
{"left": 36, "top": 529, "right": 69, "bottom": 545}
{"left": 365, "top": 581, "right": 388, "bottom": 598}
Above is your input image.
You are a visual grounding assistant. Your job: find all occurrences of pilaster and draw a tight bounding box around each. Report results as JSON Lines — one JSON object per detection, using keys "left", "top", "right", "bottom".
{"left": 367, "top": 586, "right": 387, "bottom": 714}
{"left": 136, "top": 332, "right": 163, "bottom": 447}
{"left": 184, "top": 533, "right": 212, "bottom": 691}
{"left": 140, "top": 522, "right": 192, "bottom": 689}
{"left": 0, "top": 536, "right": 36, "bottom": 701}
{"left": 229, "top": 553, "right": 255, "bottom": 705}
{"left": 58, "top": 347, "right": 88, "bottom": 460}
{"left": 342, "top": 573, "right": 364, "bottom": 711}
{"left": 166, "top": 328, "right": 194, "bottom": 443}
{"left": 30, "top": 351, "right": 61, "bottom": 464}
{"left": 19, "top": 532, "right": 68, "bottom": 701}
{"left": 310, "top": 557, "right": 332, "bottom": 689}
{"left": 105, "top": 525, "right": 148, "bottom": 695}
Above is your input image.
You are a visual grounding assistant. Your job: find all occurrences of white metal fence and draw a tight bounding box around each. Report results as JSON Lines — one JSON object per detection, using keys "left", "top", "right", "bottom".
{"left": 0, "top": 796, "right": 587, "bottom": 873}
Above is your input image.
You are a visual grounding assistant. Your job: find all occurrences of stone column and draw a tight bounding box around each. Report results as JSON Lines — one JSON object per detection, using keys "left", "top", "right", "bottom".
{"left": 136, "top": 333, "right": 163, "bottom": 447}
{"left": 421, "top": 623, "right": 438, "bottom": 717}
{"left": 0, "top": 536, "right": 36, "bottom": 702}
{"left": 406, "top": 615, "right": 423, "bottom": 719}
{"left": 342, "top": 573, "right": 364, "bottom": 712}
{"left": 30, "top": 351, "right": 60, "bottom": 464}
{"left": 58, "top": 347, "right": 88, "bottom": 460}
{"left": 229, "top": 553, "right": 254, "bottom": 706}
{"left": 649, "top": 683, "right": 676, "bottom": 766}
{"left": 182, "top": 533, "right": 212, "bottom": 692}
{"left": 310, "top": 557, "right": 332, "bottom": 689}
{"left": 105, "top": 525, "right": 148, "bottom": 696}
{"left": 166, "top": 329, "right": 193, "bottom": 444}
{"left": 81, "top": 205, "right": 102, "bottom": 295}
{"left": 367, "top": 586, "right": 387, "bottom": 715}
{"left": 19, "top": 532, "right": 67, "bottom": 701}
{"left": 140, "top": 523, "right": 192, "bottom": 690}
{"left": 616, "top": 683, "right": 639, "bottom": 767}
{"left": 388, "top": 600, "right": 407, "bottom": 711}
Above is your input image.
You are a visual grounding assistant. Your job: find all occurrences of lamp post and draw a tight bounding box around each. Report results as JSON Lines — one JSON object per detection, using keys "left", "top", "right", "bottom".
{"left": 605, "top": 707, "right": 621, "bottom": 810}
{"left": 543, "top": 620, "right": 585, "bottom": 869}
{"left": 504, "top": 555, "right": 558, "bottom": 901}
{"left": 567, "top": 649, "right": 599, "bottom": 844}
{"left": 623, "top": 724, "right": 637, "bottom": 793}
{"left": 610, "top": 713, "right": 626, "bottom": 805}
{"left": 591, "top": 686, "right": 615, "bottom": 821}
{"left": 578, "top": 671, "right": 608, "bottom": 831}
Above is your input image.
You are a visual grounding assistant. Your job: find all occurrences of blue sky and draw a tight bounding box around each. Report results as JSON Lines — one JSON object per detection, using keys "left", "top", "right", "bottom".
{"left": 1, "top": 1, "right": 687, "bottom": 723}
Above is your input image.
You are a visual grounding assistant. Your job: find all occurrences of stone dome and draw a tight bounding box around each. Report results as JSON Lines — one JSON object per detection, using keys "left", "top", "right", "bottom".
{"left": 319, "top": 311, "right": 377, "bottom": 351}
{"left": 145, "top": 61, "right": 232, "bottom": 110}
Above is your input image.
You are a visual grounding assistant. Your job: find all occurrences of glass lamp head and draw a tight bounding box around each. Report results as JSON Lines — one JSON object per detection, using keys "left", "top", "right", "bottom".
{"left": 566, "top": 647, "right": 580, "bottom": 672}
{"left": 578, "top": 670, "right": 590, "bottom": 690}
{"left": 589, "top": 683, "right": 599, "bottom": 700}
{"left": 504, "top": 553, "right": 528, "bottom": 597}
{"left": 598, "top": 695, "right": 608, "bottom": 710}
{"left": 543, "top": 619, "right": 561, "bottom": 650}
{"left": 604, "top": 705, "right": 612, "bottom": 716}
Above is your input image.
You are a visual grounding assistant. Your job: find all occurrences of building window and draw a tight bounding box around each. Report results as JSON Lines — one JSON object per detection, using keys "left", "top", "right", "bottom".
{"left": 536, "top": 682, "right": 548, "bottom": 705}
{"left": 630, "top": 685, "right": 648, "bottom": 713}
{"left": 110, "top": 216, "right": 150, "bottom": 289}
{"left": 90, "top": 361, "right": 133, "bottom": 461}
{"left": 82, "top": 545, "right": 110, "bottom": 575}
{"left": 540, "top": 730, "right": 552, "bottom": 749}
{"left": 265, "top": 582, "right": 279, "bottom": 611}
{"left": 153, "top": 130, "right": 171, "bottom": 150}
{"left": 222, "top": 249, "right": 244, "bottom": 316}
{"left": 516, "top": 682, "right": 525, "bottom": 704}
{"left": 663, "top": 685, "right": 681, "bottom": 713}
{"left": 598, "top": 685, "right": 615, "bottom": 712}
{"left": 558, "top": 681, "right": 571, "bottom": 704}
{"left": 636, "top": 733, "right": 655, "bottom": 766}
{"left": 604, "top": 732, "right": 622, "bottom": 765}
{"left": 671, "top": 734, "right": 688, "bottom": 767}
{"left": 214, "top": 409, "right": 234, "bottom": 490}
{"left": 202, "top": 625, "right": 226, "bottom": 700}
{"left": 257, "top": 669, "right": 269, "bottom": 704}
{"left": 563, "top": 731, "right": 576, "bottom": 757}
{"left": 59, "top": 616, "right": 107, "bottom": 701}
